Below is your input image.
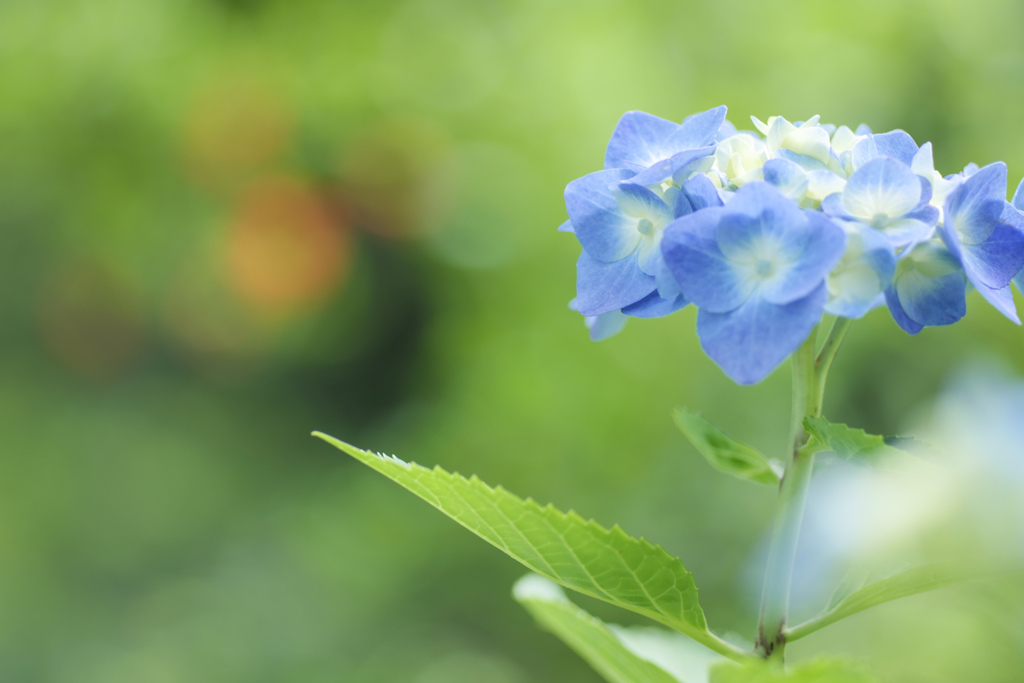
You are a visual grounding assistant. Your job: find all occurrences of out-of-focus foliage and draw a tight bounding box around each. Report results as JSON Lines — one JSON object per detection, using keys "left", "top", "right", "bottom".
{"left": 4, "top": 0, "right": 1024, "bottom": 681}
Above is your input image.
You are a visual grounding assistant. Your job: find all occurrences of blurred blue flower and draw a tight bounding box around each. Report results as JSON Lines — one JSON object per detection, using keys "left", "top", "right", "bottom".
{"left": 884, "top": 240, "right": 966, "bottom": 334}
{"left": 940, "top": 162, "right": 1024, "bottom": 324}
{"left": 825, "top": 221, "right": 896, "bottom": 319}
{"left": 661, "top": 182, "right": 846, "bottom": 384}
{"left": 821, "top": 157, "right": 938, "bottom": 247}
{"left": 604, "top": 106, "right": 727, "bottom": 185}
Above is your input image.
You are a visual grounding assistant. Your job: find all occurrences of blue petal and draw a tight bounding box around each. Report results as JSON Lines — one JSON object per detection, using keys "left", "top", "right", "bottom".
{"left": 871, "top": 130, "right": 919, "bottom": 165}
{"left": 958, "top": 208, "right": 1024, "bottom": 290}
{"left": 855, "top": 124, "right": 873, "bottom": 136}
{"left": 721, "top": 181, "right": 806, "bottom": 228}
{"left": 631, "top": 146, "right": 716, "bottom": 186}
{"left": 680, "top": 174, "right": 724, "bottom": 210}
{"left": 842, "top": 158, "right": 922, "bottom": 221}
{"left": 696, "top": 285, "right": 826, "bottom": 385}
{"left": 852, "top": 130, "right": 918, "bottom": 169}
{"left": 575, "top": 249, "right": 654, "bottom": 316}
{"left": 604, "top": 112, "right": 682, "bottom": 171}
{"left": 884, "top": 287, "right": 923, "bottom": 334}
{"left": 888, "top": 243, "right": 966, "bottom": 330}
{"left": 611, "top": 183, "right": 674, "bottom": 224}
{"left": 821, "top": 192, "right": 853, "bottom": 220}
{"left": 1012, "top": 176, "right": 1024, "bottom": 212}
{"left": 973, "top": 281, "right": 1020, "bottom": 324}
{"left": 945, "top": 162, "right": 1009, "bottom": 245}
{"left": 585, "top": 309, "right": 629, "bottom": 341}
{"left": 622, "top": 290, "right": 689, "bottom": 318}
{"left": 825, "top": 223, "right": 896, "bottom": 319}
{"left": 763, "top": 158, "right": 809, "bottom": 199}
{"left": 774, "top": 148, "right": 831, "bottom": 173}
{"left": 716, "top": 119, "right": 738, "bottom": 142}
{"left": 661, "top": 206, "right": 755, "bottom": 312}
{"left": 565, "top": 168, "right": 642, "bottom": 262}
{"left": 674, "top": 105, "right": 728, "bottom": 149}
{"left": 557, "top": 220, "right": 574, "bottom": 233}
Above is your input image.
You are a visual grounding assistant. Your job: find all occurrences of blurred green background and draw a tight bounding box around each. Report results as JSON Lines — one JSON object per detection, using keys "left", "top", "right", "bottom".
{"left": 4, "top": 0, "right": 1024, "bottom": 680}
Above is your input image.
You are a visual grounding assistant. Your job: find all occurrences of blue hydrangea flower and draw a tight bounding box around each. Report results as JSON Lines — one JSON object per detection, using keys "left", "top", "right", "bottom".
{"left": 821, "top": 157, "right": 938, "bottom": 247}
{"left": 825, "top": 221, "right": 897, "bottom": 318}
{"left": 565, "top": 169, "right": 723, "bottom": 320}
{"left": 884, "top": 240, "right": 966, "bottom": 334}
{"left": 661, "top": 182, "right": 846, "bottom": 384}
{"left": 940, "top": 162, "right": 1024, "bottom": 324}
{"left": 604, "top": 106, "right": 727, "bottom": 186}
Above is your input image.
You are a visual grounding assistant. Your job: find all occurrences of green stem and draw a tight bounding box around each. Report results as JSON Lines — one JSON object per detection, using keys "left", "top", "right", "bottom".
{"left": 754, "top": 319, "right": 850, "bottom": 661}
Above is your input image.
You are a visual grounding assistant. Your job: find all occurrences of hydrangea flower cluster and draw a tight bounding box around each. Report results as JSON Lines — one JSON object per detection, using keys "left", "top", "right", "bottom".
{"left": 562, "top": 106, "right": 1024, "bottom": 384}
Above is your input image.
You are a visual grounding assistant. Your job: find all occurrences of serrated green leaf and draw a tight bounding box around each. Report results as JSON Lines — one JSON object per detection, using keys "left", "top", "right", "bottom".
{"left": 710, "top": 658, "right": 877, "bottom": 683}
{"left": 787, "top": 563, "right": 995, "bottom": 641}
{"left": 513, "top": 574, "right": 682, "bottom": 683}
{"left": 802, "top": 416, "right": 921, "bottom": 468}
{"left": 673, "top": 408, "right": 780, "bottom": 485}
{"left": 314, "top": 432, "right": 753, "bottom": 663}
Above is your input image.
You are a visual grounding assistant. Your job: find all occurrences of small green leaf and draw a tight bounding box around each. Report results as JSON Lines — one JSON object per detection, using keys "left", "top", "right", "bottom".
{"left": 787, "top": 563, "right": 1002, "bottom": 641}
{"left": 314, "top": 432, "right": 753, "bottom": 663}
{"left": 673, "top": 408, "right": 780, "bottom": 485}
{"left": 514, "top": 575, "right": 682, "bottom": 683}
{"left": 710, "top": 658, "right": 877, "bottom": 683}
{"left": 802, "top": 416, "right": 921, "bottom": 468}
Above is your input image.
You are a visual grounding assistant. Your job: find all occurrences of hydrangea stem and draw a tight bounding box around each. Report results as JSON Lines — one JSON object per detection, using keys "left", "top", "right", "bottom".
{"left": 754, "top": 319, "right": 850, "bottom": 661}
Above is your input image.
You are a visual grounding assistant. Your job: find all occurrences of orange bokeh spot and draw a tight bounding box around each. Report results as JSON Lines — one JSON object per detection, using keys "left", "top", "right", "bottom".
{"left": 225, "top": 175, "right": 352, "bottom": 313}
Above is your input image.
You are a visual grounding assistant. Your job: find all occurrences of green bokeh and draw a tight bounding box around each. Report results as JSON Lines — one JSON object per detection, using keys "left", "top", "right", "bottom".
{"left": 3, "top": 0, "right": 1024, "bottom": 680}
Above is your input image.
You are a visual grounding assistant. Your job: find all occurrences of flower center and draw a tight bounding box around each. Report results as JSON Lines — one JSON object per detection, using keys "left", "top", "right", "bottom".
{"left": 871, "top": 213, "right": 890, "bottom": 230}
{"left": 637, "top": 218, "right": 654, "bottom": 236}
{"left": 754, "top": 258, "right": 774, "bottom": 278}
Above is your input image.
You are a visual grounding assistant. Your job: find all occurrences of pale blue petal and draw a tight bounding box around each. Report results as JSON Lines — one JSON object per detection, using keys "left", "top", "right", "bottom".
{"left": 884, "top": 287, "right": 923, "bottom": 334}
{"left": 575, "top": 249, "right": 654, "bottom": 316}
{"left": 954, "top": 206, "right": 1024, "bottom": 290}
{"left": 716, "top": 119, "right": 738, "bottom": 142}
{"left": 585, "top": 309, "right": 629, "bottom": 341}
{"left": 878, "top": 217, "right": 935, "bottom": 247}
{"left": 611, "top": 183, "right": 674, "bottom": 224}
{"left": 696, "top": 285, "right": 826, "bottom": 385}
{"left": 653, "top": 255, "right": 682, "bottom": 299}
{"left": 622, "top": 290, "right": 688, "bottom": 318}
{"left": 825, "top": 223, "right": 896, "bottom": 319}
{"left": 890, "top": 243, "right": 966, "bottom": 329}
{"left": 973, "top": 281, "right": 1020, "bottom": 324}
{"left": 680, "top": 174, "right": 724, "bottom": 211}
{"left": 604, "top": 112, "right": 681, "bottom": 171}
{"left": 842, "top": 158, "right": 922, "bottom": 220}
{"left": 674, "top": 105, "right": 728, "bottom": 149}
{"left": 720, "top": 181, "right": 806, "bottom": 229}
{"left": 631, "top": 146, "right": 717, "bottom": 186}
{"left": 763, "top": 158, "right": 809, "bottom": 200}
{"left": 661, "top": 207, "right": 755, "bottom": 312}
{"left": 558, "top": 220, "right": 574, "bottom": 233}
{"left": 669, "top": 147, "right": 717, "bottom": 184}
{"left": 1012, "top": 176, "right": 1024, "bottom": 211}
{"left": 855, "top": 124, "right": 873, "bottom": 136}
{"left": 821, "top": 192, "right": 853, "bottom": 219}
{"left": 774, "top": 149, "right": 831, "bottom": 173}
{"left": 944, "top": 162, "right": 1008, "bottom": 245}
{"left": 871, "top": 130, "right": 919, "bottom": 165}
{"left": 565, "top": 168, "right": 642, "bottom": 262}
{"left": 758, "top": 212, "right": 846, "bottom": 305}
